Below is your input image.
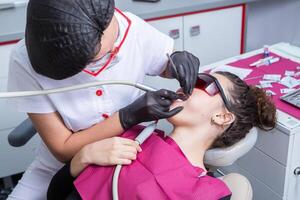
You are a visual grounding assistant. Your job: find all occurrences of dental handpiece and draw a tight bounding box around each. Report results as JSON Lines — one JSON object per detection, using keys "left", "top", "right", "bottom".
{"left": 112, "top": 122, "right": 158, "bottom": 200}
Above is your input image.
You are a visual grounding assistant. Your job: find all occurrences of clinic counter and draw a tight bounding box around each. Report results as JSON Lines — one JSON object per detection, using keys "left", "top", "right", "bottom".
{"left": 0, "top": 0, "right": 260, "bottom": 43}
{"left": 200, "top": 42, "right": 300, "bottom": 136}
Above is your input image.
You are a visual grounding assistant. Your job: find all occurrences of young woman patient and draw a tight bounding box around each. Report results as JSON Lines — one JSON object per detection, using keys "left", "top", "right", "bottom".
{"left": 47, "top": 72, "right": 276, "bottom": 200}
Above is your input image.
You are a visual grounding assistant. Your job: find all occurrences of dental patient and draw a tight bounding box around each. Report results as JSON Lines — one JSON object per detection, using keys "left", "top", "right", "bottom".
{"left": 47, "top": 72, "right": 276, "bottom": 200}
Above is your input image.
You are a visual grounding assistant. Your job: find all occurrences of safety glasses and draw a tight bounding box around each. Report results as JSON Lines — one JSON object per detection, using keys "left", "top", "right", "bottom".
{"left": 196, "top": 73, "right": 232, "bottom": 112}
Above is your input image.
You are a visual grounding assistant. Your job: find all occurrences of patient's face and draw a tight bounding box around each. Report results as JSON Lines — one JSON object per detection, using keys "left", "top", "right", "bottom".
{"left": 168, "top": 74, "right": 233, "bottom": 127}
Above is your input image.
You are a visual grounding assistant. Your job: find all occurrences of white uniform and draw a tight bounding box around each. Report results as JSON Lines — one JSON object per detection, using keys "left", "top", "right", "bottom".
{"left": 7, "top": 9, "right": 173, "bottom": 200}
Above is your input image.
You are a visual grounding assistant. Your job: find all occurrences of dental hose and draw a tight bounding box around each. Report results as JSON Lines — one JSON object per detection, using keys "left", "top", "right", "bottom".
{"left": 112, "top": 121, "right": 158, "bottom": 200}
{"left": 0, "top": 80, "right": 156, "bottom": 98}
{"left": 0, "top": 80, "right": 158, "bottom": 200}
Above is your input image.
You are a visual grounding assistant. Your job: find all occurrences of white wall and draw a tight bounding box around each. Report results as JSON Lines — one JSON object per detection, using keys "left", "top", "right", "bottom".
{"left": 246, "top": 0, "right": 300, "bottom": 51}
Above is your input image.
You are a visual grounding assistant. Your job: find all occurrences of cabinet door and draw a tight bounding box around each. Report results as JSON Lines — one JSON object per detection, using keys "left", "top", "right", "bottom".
{"left": 0, "top": 3, "right": 26, "bottom": 42}
{"left": 183, "top": 6, "right": 243, "bottom": 66}
{"left": 220, "top": 164, "right": 282, "bottom": 200}
{"left": 0, "top": 43, "right": 14, "bottom": 78}
{"left": 0, "top": 128, "right": 40, "bottom": 178}
{"left": 0, "top": 42, "right": 39, "bottom": 177}
{"left": 287, "top": 132, "right": 300, "bottom": 199}
{"left": 147, "top": 16, "right": 183, "bottom": 51}
{"left": 0, "top": 43, "right": 27, "bottom": 130}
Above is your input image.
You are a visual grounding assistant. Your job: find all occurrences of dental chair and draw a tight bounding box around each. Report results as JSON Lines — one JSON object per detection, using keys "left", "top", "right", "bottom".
{"left": 204, "top": 128, "right": 257, "bottom": 200}
{"left": 8, "top": 119, "right": 256, "bottom": 200}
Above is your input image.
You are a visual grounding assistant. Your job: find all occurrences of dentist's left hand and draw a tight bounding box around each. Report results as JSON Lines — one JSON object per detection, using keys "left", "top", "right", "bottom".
{"left": 167, "top": 51, "right": 200, "bottom": 95}
{"left": 119, "top": 89, "right": 184, "bottom": 130}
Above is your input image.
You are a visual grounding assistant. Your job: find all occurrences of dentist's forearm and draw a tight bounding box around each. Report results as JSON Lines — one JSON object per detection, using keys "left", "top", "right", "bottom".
{"left": 61, "top": 112, "right": 124, "bottom": 161}
{"left": 29, "top": 112, "right": 124, "bottom": 163}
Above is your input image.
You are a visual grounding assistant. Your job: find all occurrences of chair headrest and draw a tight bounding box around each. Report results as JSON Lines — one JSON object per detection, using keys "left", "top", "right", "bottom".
{"left": 204, "top": 128, "right": 258, "bottom": 167}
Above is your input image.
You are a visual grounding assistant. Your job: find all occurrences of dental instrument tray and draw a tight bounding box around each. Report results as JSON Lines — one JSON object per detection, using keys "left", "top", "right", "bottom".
{"left": 280, "top": 88, "right": 300, "bottom": 109}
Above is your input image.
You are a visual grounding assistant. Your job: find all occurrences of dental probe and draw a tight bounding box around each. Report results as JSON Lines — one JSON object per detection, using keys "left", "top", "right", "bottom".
{"left": 166, "top": 53, "right": 178, "bottom": 79}
{"left": 166, "top": 53, "right": 189, "bottom": 101}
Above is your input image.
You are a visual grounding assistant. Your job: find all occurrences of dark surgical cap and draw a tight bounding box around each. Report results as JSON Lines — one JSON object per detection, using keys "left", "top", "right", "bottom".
{"left": 25, "top": 0, "right": 115, "bottom": 80}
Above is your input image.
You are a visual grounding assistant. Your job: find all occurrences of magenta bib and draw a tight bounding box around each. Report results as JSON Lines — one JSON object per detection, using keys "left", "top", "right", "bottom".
{"left": 74, "top": 125, "right": 231, "bottom": 200}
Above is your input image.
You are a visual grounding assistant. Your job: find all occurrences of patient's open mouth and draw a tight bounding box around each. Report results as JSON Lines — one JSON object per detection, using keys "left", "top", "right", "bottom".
{"left": 176, "top": 92, "right": 189, "bottom": 101}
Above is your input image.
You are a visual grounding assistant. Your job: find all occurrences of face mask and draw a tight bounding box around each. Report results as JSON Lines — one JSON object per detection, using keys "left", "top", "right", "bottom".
{"left": 83, "top": 48, "right": 120, "bottom": 76}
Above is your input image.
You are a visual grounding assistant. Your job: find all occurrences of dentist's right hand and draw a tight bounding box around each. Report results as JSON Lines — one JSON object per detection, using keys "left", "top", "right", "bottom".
{"left": 119, "top": 89, "right": 184, "bottom": 130}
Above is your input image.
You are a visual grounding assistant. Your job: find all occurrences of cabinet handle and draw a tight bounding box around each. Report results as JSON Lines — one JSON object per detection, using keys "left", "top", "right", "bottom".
{"left": 0, "top": 3, "right": 15, "bottom": 10}
{"left": 190, "top": 25, "right": 200, "bottom": 37}
{"left": 168, "top": 29, "right": 180, "bottom": 39}
{"left": 294, "top": 167, "right": 300, "bottom": 176}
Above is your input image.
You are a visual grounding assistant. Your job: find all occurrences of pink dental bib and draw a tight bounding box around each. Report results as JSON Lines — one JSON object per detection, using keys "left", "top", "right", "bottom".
{"left": 74, "top": 125, "right": 231, "bottom": 200}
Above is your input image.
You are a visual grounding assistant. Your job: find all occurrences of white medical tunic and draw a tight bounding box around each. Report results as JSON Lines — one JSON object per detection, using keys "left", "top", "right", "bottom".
{"left": 7, "top": 10, "right": 173, "bottom": 200}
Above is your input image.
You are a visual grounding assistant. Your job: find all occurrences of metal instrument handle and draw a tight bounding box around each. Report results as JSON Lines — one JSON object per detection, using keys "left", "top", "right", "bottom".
{"left": 0, "top": 2, "right": 15, "bottom": 10}
{"left": 169, "top": 29, "right": 180, "bottom": 39}
{"left": 294, "top": 167, "right": 300, "bottom": 176}
{"left": 190, "top": 25, "right": 200, "bottom": 37}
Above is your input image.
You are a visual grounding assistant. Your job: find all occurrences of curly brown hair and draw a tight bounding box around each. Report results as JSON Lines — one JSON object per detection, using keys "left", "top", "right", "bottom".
{"left": 212, "top": 71, "right": 277, "bottom": 148}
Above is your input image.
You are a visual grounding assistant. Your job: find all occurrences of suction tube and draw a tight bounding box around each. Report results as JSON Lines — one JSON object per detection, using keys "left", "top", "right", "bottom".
{"left": 112, "top": 122, "right": 158, "bottom": 200}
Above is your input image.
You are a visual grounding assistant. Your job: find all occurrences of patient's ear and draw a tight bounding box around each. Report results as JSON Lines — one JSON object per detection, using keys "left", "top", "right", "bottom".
{"left": 212, "top": 113, "right": 235, "bottom": 127}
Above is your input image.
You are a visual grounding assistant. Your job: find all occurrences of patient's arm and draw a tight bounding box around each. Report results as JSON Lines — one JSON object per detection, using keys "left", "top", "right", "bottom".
{"left": 48, "top": 136, "right": 141, "bottom": 199}
{"left": 70, "top": 137, "right": 142, "bottom": 177}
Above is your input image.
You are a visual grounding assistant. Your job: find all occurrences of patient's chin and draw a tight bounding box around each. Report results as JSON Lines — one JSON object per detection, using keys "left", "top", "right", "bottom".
{"left": 166, "top": 116, "right": 176, "bottom": 125}
{"left": 171, "top": 100, "right": 185, "bottom": 109}
{"left": 167, "top": 108, "right": 183, "bottom": 125}
{"left": 168, "top": 99, "right": 186, "bottom": 125}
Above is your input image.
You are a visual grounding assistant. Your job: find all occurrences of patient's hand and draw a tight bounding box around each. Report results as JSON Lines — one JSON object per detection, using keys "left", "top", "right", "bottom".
{"left": 70, "top": 137, "right": 142, "bottom": 177}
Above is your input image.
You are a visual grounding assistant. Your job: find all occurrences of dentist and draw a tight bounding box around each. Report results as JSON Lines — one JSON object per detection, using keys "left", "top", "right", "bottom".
{"left": 7, "top": 0, "right": 199, "bottom": 199}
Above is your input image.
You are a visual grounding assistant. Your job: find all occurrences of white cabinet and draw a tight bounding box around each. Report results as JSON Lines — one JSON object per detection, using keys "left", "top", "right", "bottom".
{"left": 183, "top": 6, "right": 243, "bottom": 65}
{"left": 286, "top": 132, "right": 300, "bottom": 200}
{"left": 0, "top": 43, "right": 14, "bottom": 78}
{"left": 0, "top": 2, "right": 27, "bottom": 42}
{"left": 147, "top": 5, "right": 244, "bottom": 66}
{"left": 0, "top": 42, "right": 39, "bottom": 178}
{"left": 148, "top": 16, "right": 183, "bottom": 51}
{"left": 0, "top": 128, "right": 39, "bottom": 178}
{"left": 219, "top": 110, "right": 300, "bottom": 200}
{"left": 0, "top": 43, "right": 26, "bottom": 130}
